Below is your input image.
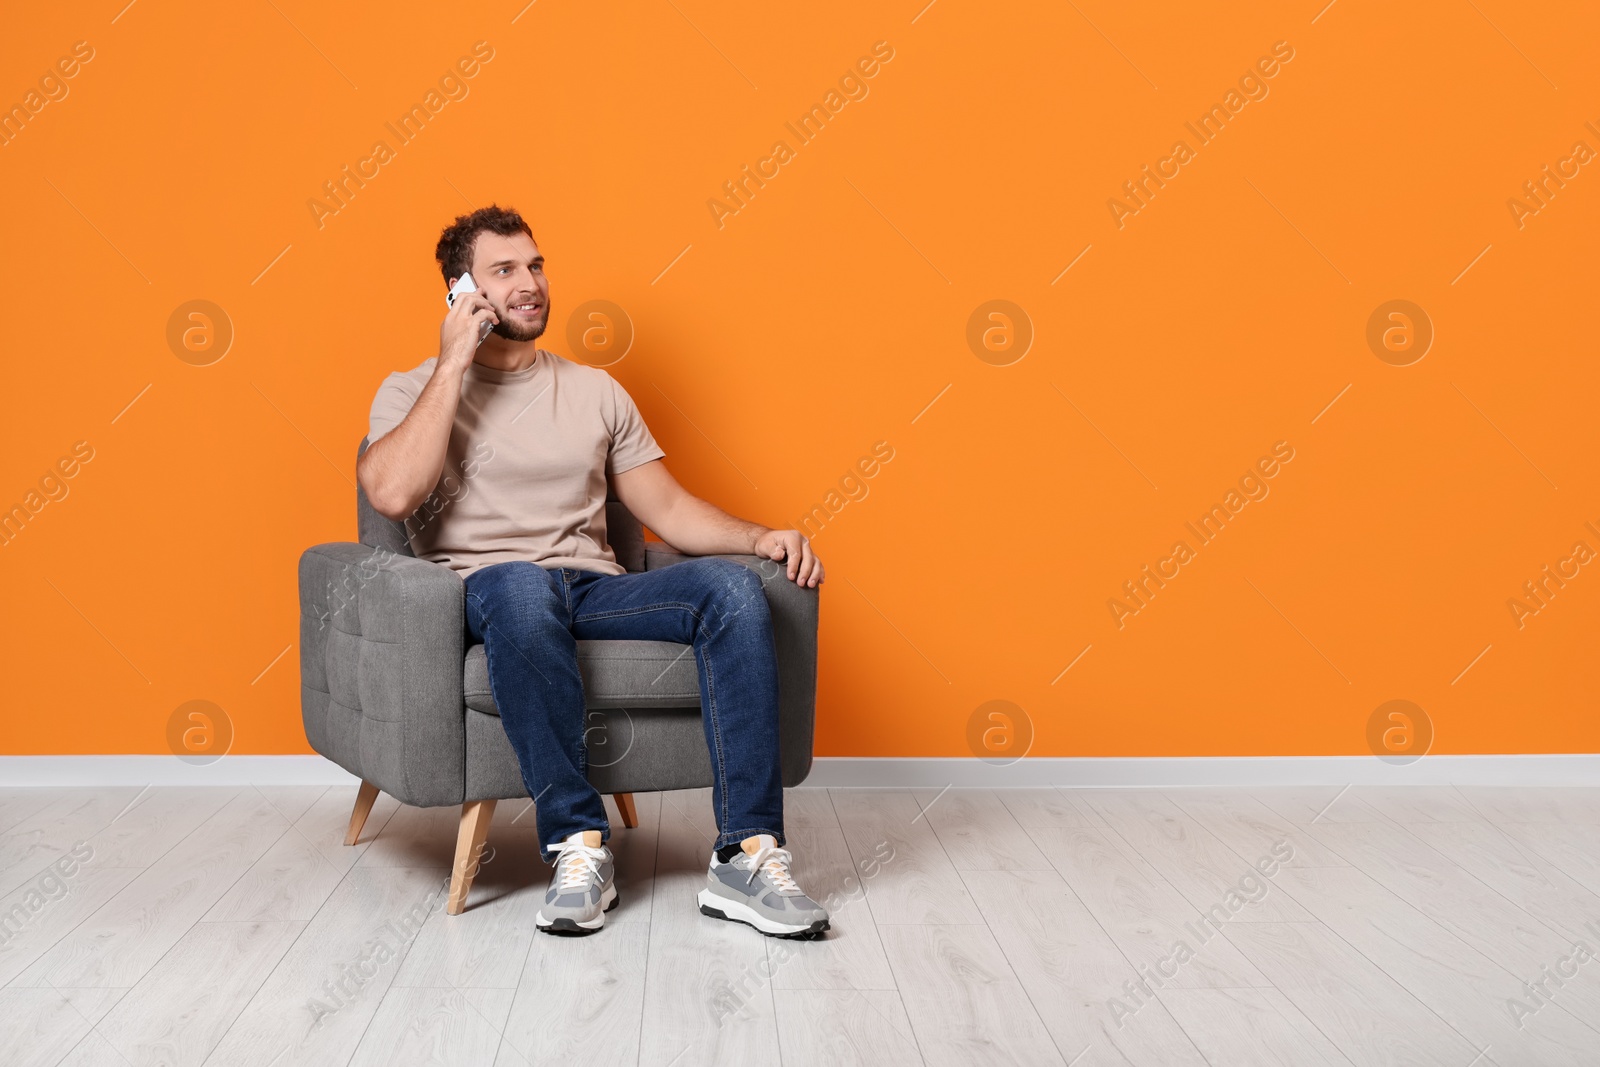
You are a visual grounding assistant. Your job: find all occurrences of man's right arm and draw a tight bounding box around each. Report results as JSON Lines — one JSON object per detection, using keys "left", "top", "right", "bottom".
{"left": 357, "top": 358, "right": 470, "bottom": 521}
{"left": 358, "top": 286, "right": 499, "bottom": 521}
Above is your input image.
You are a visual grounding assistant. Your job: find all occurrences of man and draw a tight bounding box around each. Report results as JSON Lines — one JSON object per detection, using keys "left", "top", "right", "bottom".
{"left": 357, "top": 205, "right": 830, "bottom": 939}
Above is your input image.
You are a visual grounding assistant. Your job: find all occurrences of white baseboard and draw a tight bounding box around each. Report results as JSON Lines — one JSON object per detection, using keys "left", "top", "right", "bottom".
{"left": 801, "top": 755, "right": 1600, "bottom": 787}
{"left": 1, "top": 754, "right": 1596, "bottom": 787}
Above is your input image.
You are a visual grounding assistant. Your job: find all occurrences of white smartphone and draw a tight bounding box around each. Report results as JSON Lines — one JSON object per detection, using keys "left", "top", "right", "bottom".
{"left": 447, "top": 272, "right": 494, "bottom": 344}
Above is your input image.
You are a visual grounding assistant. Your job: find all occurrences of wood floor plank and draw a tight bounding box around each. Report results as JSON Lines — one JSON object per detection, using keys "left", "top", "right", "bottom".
{"left": 1345, "top": 785, "right": 1483, "bottom": 823}
{"left": 1507, "top": 821, "right": 1600, "bottom": 898}
{"left": 1403, "top": 818, "right": 1600, "bottom": 948}
{"left": 829, "top": 790, "right": 983, "bottom": 925}
{"left": 203, "top": 811, "right": 365, "bottom": 924}
{"left": 0, "top": 863, "right": 143, "bottom": 988}
{"left": 0, "top": 789, "right": 73, "bottom": 837}
{"left": 292, "top": 784, "right": 405, "bottom": 869}
{"left": 10, "top": 783, "right": 1600, "bottom": 1067}
{"left": 995, "top": 788, "right": 1097, "bottom": 828}
{"left": 1245, "top": 786, "right": 1389, "bottom": 824}
{"left": 964, "top": 867, "right": 1211, "bottom": 1066}
{"left": 12, "top": 790, "right": 289, "bottom": 989}
{"left": 349, "top": 985, "right": 515, "bottom": 1066}
{"left": 658, "top": 785, "right": 722, "bottom": 853}
{"left": 0, "top": 986, "right": 96, "bottom": 1067}
{"left": 0, "top": 787, "right": 152, "bottom": 897}
{"left": 1455, "top": 787, "right": 1600, "bottom": 824}
{"left": 90, "top": 919, "right": 306, "bottom": 1065}
{"left": 1276, "top": 864, "right": 1600, "bottom": 1065}
{"left": 201, "top": 864, "right": 455, "bottom": 1067}
{"left": 637, "top": 789, "right": 781, "bottom": 1066}
{"left": 908, "top": 788, "right": 1053, "bottom": 870}
{"left": 1163, "top": 788, "right": 1351, "bottom": 867}
{"left": 1033, "top": 826, "right": 1274, "bottom": 990}
{"left": 464, "top": 984, "right": 530, "bottom": 1041}
{"left": 68, "top": 787, "right": 241, "bottom": 871}
{"left": 390, "top": 836, "right": 547, "bottom": 991}
{"left": 773, "top": 988, "right": 925, "bottom": 1066}
{"left": 497, "top": 923, "right": 648, "bottom": 1065}
{"left": 55, "top": 1028, "right": 134, "bottom": 1067}
{"left": 1080, "top": 790, "right": 1313, "bottom": 922}
{"left": 28, "top": 984, "right": 126, "bottom": 1026}
{"left": 782, "top": 786, "right": 843, "bottom": 829}
{"left": 1057, "top": 789, "right": 1115, "bottom": 829}
{"left": 1155, "top": 987, "right": 1350, "bottom": 1066}
{"left": 1299, "top": 818, "right": 1600, "bottom": 1024}
{"left": 879, "top": 922, "right": 1065, "bottom": 1066}
{"left": 251, "top": 785, "right": 333, "bottom": 828}
{"left": 1222, "top": 920, "right": 1480, "bottom": 1066}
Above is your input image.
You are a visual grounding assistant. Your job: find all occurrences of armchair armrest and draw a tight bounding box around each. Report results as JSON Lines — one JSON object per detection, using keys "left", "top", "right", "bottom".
{"left": 298, "top": 542, "right": 467, "bottom": 806}
{"left": 645, "top": 541, "right": 819, "bottom": 786}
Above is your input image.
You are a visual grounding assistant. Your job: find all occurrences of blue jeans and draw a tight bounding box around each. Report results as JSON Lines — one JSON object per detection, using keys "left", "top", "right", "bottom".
{"left": 463, "top": 557, "right": 785, "bottom": 856}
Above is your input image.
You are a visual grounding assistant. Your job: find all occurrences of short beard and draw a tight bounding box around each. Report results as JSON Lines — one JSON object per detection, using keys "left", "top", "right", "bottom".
{"left": 491, "top": 309, "right": 547, "bottom": 343}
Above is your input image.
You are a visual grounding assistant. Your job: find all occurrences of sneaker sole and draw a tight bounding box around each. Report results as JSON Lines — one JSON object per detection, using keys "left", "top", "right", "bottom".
{"left": 697, "top": 887, "right": 829, "bottom": 939}
{"left": 537, "top": 881, "right": 618, "bottom": 935}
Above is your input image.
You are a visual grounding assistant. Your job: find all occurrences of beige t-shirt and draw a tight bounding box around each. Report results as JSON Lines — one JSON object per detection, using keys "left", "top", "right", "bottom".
{"left": 366, "top": 349, "right": 665, "bottom": 579}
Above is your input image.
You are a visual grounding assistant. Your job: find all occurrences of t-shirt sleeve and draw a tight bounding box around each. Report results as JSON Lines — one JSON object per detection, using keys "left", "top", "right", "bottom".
{"left": 368, "top": 372, "right": 421, "bottom": 445}
{"left": 605, "top": 375, "right": 665, "bottom": 476}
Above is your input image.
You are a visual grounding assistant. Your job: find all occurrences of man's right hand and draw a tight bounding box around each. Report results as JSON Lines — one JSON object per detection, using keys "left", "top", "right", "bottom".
{"left": 440, "top": 290, "right": 499, "bottom": 368}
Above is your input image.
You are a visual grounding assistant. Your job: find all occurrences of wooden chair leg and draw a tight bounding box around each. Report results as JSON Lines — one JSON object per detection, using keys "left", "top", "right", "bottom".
{"left": 344, "top": 780, "right": 380, "bottom": 846}
{"left": 612, "top": 792, "right": 638, "bottom": 829}
{"left": 447, "top": 799, "right": 497, "bottom": 916}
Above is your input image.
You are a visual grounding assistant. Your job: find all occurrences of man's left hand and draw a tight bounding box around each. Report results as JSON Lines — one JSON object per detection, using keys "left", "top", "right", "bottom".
{"left": 752, "top": 529, "right": 824, "bottom": 587}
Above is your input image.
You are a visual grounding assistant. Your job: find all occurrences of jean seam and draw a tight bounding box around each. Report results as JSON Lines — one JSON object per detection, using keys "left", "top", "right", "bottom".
{"left": 700, "top": 639, "right": 732, "bottom": 836}
{"left": 572, "top": 602, "right": 705, "bottom": 626}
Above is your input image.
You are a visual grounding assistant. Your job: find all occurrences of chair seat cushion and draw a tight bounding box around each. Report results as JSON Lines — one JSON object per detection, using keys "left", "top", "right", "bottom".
{"left": 464, "top": 639, "right": 700, "bottom": 715}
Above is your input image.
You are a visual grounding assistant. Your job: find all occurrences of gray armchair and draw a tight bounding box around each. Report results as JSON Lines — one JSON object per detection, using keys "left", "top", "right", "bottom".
{"left": 297, "top": 437, "right": 819, "bottom": 913}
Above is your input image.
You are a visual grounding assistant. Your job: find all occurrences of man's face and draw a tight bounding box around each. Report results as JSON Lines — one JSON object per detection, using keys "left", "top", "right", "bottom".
{"left": 464, "top": 230, "right": 549, "bottom": 343}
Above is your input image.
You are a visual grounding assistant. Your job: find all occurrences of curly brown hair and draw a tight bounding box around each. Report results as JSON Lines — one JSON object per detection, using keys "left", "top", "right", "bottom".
{"left": 434, "top": 204, "right": 535, "bottom": 288}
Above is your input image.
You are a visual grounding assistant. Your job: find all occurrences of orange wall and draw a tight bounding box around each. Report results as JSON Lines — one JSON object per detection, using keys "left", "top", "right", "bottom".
{"left": 2, "top": 2, "right": 1596, "bottom": 760}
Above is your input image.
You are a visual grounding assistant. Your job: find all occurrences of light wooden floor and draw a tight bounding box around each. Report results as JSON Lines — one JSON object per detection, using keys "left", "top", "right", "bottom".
{"left": 3, "top": 784, "right": 1600, "bottom": 1066}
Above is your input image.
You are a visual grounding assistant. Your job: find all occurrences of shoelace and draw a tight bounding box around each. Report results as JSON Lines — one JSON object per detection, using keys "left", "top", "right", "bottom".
{"left": 742, "top": 842, "right": 803, "bottom": 894}
{"left": 547, "top": 840, "right": 607, "bottom": 890}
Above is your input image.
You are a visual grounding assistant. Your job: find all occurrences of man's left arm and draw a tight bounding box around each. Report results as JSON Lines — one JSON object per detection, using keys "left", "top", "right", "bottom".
{"left": 612, "top": 459, "right": 824, "bottom": 587}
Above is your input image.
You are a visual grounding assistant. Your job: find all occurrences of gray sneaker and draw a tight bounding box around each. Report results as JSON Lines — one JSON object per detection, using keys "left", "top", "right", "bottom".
{"left": 698, "top": 834, "right": 830, "bottom": 939}
{"left": 537, "top": 830, "right": 617, "bottom": 935}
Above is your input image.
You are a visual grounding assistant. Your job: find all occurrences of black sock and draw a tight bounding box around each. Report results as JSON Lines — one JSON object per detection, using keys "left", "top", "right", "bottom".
{"left": 716, "top": 842, "right": 744, "bottom": 862}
